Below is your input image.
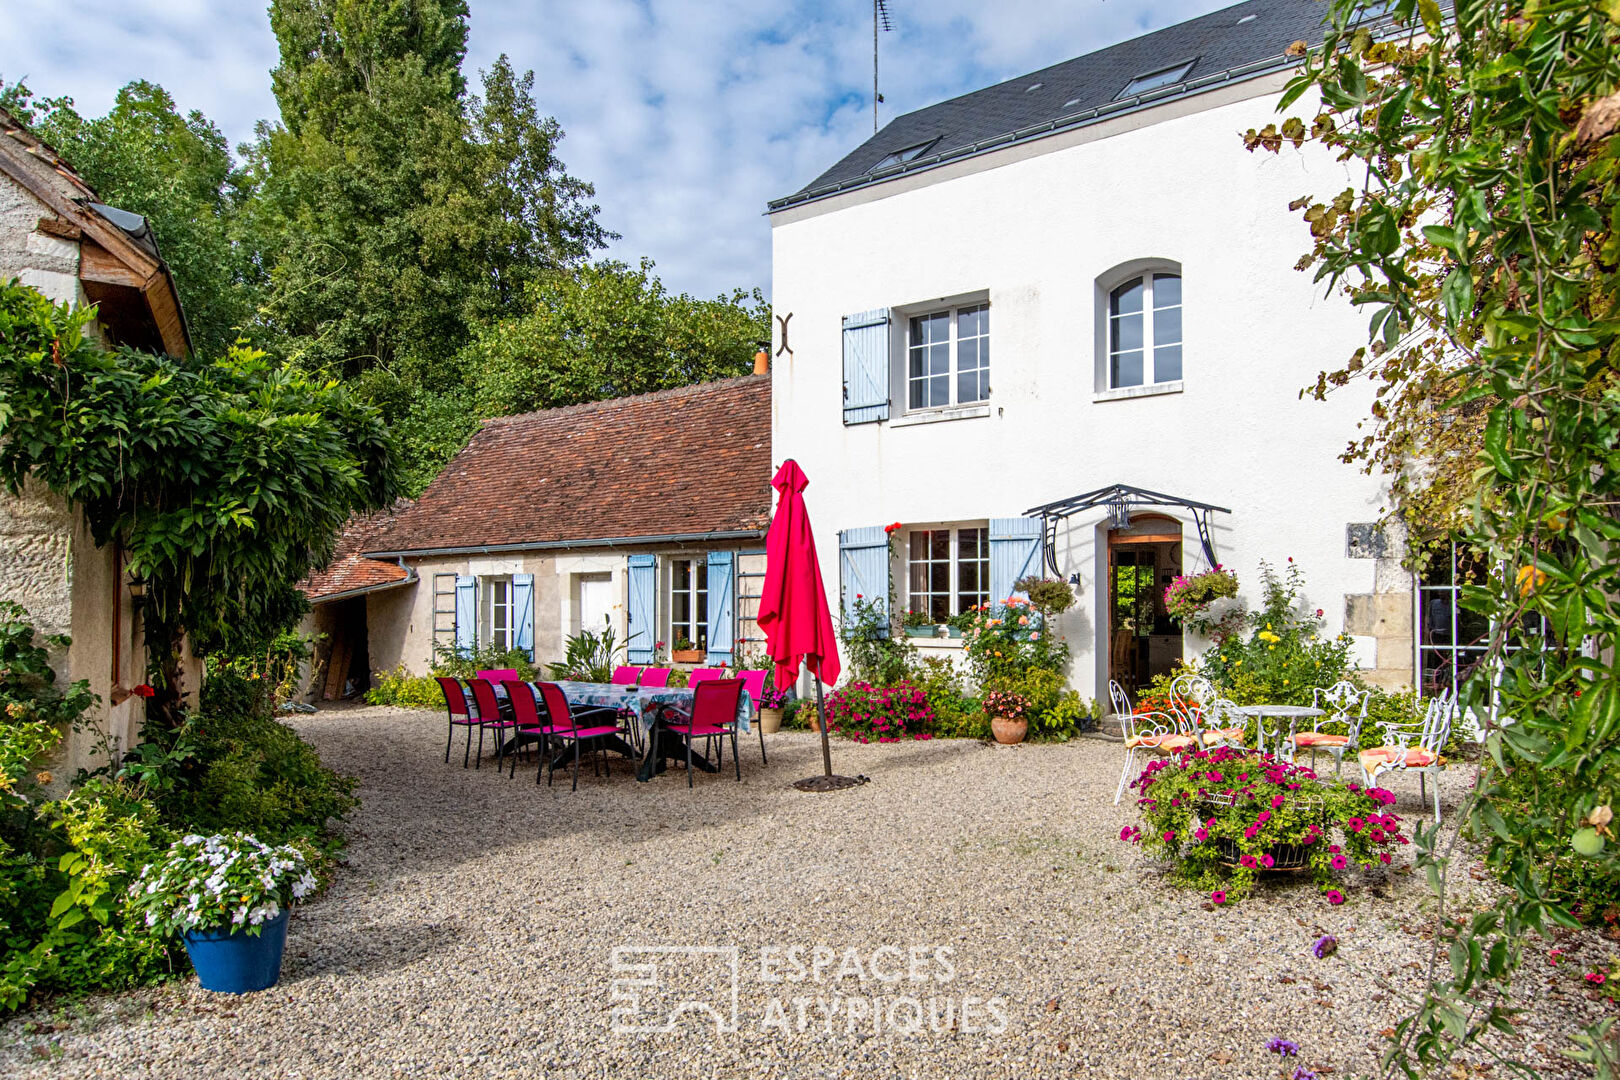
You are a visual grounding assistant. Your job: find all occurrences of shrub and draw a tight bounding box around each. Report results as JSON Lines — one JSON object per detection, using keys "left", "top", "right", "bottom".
{"left": 907, "top": 657, "right": 983, "bottom": 738}
{"left": 1489, "top": 757, "right": 1620, "bottom": 927}
{"left": 961, "top": 596, "right": 1067, "bottom": 687}
{"left": 1037, "top": 692, "right": 1096, "bottom": 741}
{"left": 839, "top": 596, "right": 915, "bottom": 686}
{"left": 1, "top": 780, "right": 177, "bottom": 1010}
{"left": 429, "top": 642, "right": 538, "bottom": 681}
{"left": 824, "top": 683, "right": 935, "bottom": 743}
{"left": 1198, "top": 560, "right": 1356, "bottom": 707}
{"left": 544, "top": 623, "right": 626, "bottom": 683}
{"left": 1, "top": 601, "right": 94, "bottom": 795}
{"left": 1125, "top": 746, "right": 1407, "bottom": 904}
{"left": 365, "top": 667, "right": 445, "bottom": 709}
{"left": 153, "top": 710, "right": 357, "bottom": 853}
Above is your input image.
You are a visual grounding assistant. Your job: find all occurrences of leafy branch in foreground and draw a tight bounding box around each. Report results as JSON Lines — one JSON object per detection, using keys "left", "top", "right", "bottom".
{"left": 1249, "top": 0, "right": 1620, "bottom": 1074}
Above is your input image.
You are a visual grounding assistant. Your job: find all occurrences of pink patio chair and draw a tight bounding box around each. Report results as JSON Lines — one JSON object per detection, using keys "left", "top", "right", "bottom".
{"left": 639, "top": 667, "right": 672, "bottom": 688}
{"left": 611, "top": 665, "right": 644, "bottom": 685}
{"left": 465, "top": 678, "right": 519, "bottom": 772}
{"left": 688, "top": 667, "right": 724, "bottom": 686}
{"left": 436, "top": 677, "right": 481, "bottom": 767}
{"left": 476, "top": 668, "right": 519, "bottom": 684}
{"left": 663, "top": 679, "right": 745, "bottom": 787}
{"left": 535, "top": 682, "right": 624, "bottom": 791}
{"left": 502, "top": 681, "right": 549, "bottom": 779}
{"left": 734, "top": 669, "right": 769, "bottom": 766}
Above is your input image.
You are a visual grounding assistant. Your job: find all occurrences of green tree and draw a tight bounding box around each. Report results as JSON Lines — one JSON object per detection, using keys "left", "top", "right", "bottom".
{"left": 469, "top": 258, "right": 769, "bottom": 416}
{"left": 0, "top": 79, "right": 256, "bottom": 358}
{"left": 385, "top": 258, "right": 767, "bottom": 495}
{"left": 1252, "top": 1, "right": 1620, "bottom": 1073}
{"left": 0, "top": 279, "right": 401, "bottom": 723}
{"left": 249, "top": 0, "right": 609, "bottom": 382}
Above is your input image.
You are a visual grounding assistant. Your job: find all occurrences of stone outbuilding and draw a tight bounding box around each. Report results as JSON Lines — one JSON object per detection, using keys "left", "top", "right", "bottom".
{"left": 0, "top": 106, "right": 197, "bottom": 773}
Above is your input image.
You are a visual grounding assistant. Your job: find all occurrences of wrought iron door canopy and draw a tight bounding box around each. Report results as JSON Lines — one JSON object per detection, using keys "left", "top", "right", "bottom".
{"left": 1023, "top": 484, "right": 1231, "bottom": 575}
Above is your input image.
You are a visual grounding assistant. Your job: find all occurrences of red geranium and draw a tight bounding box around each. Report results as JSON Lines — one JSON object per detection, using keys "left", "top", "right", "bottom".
{"left": 131, "top": 684, "right": 156, "bottom": 698}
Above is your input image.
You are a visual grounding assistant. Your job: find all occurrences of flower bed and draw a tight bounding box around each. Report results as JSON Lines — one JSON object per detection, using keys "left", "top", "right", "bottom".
{"left": 1122, "top": 746, "right": 1406, "bottom": 904}
{"left": 824, "top": 682, "right": 936, "bottom": 743}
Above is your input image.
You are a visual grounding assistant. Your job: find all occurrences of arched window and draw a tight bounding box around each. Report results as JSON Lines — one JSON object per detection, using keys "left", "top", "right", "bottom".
{"left": 1103, "top": 268, "right": 1181, "bottom": 390}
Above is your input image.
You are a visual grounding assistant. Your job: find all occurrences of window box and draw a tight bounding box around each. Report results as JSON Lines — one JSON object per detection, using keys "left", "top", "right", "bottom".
{"left": 671, "top": 648, "right": 704, "bottom": 664}
{"left": 903, "top": 626, "right": 937, "bottom": 639}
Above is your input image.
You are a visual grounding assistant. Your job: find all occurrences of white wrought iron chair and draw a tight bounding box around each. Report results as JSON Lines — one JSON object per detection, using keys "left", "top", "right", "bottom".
{"left": 1283, "top": 681, "right": 1370, "bottom": 775}
{"left": 1168, "top": 673, "right": 1247, "bottom": 749}
{"left": 1111, "top": 680, "right": 1197, "bottom": 805}
{"left": 1358, "top": 688, "right": 1455, "bottom": 823}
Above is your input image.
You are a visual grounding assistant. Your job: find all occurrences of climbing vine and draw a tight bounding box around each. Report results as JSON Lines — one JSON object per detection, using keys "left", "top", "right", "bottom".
{"left": 0, "top": 279, "right": 400, "bottom": 724}
{"left": 1250, "top": 0, "right": 1620, "bottom": 1073}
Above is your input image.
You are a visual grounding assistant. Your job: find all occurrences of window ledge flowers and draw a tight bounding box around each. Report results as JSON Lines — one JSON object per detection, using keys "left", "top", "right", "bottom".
{"left": 128, "top": 832, "right": 317, "bottom": 938}
{"left": 1123, "top": 746, "right": 1405, "bottom": 904}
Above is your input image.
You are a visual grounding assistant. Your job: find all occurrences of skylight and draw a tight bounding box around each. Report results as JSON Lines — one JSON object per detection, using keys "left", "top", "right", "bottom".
{"left": 1025, "top": 82, "right": 1044, "bottom": 93}
{"left": 868, "top": 139, "right": 937, "bottom": 172}
{"left": 1118, "top": 59, "right": 1196, "bottom": 98}
{"left": 1236, "top": 12, "right": 1258, "bottom": 23}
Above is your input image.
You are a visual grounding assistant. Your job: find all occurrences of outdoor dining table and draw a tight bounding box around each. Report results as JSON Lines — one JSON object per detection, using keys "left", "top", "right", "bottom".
{"left": 494, "top": 681, "right": 753, "bottom": 779}
{"left": 1233, "top": 703, "right": 1324, "bottom": 756}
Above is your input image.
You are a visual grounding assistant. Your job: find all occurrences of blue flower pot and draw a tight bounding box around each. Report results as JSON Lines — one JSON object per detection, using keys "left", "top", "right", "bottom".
{"left": 183, "top": 907, "right": 291, "bottom": 993}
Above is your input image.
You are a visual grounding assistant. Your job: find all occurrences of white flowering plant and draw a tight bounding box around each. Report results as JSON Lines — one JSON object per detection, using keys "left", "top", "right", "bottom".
{"left": 127, "top": 832, "right": 317, "bottom": 938}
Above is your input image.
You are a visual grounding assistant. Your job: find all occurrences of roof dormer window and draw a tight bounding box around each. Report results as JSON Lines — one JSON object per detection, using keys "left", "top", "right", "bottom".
{"left": 868, "top": 139, "right": 938, "bottom": 173}
{"left": 1118, "top": 60, "right": 1196, "bottom": 99}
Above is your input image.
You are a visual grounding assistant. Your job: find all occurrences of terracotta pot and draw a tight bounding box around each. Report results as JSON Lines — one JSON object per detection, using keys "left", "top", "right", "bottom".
{"left": 760, "top": 707, "right": 783, "bottom": 735}
{"left": 807, "top": 708, "right": 822, "bottom": 733}
{"left": 671, "top": 649, "right": 703, "bottom": 664}
{"left": 991, "top": 716, "right": 1027, "bottom": 744}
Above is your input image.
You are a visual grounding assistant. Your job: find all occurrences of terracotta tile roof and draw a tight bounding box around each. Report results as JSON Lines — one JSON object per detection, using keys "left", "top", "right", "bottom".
{"left": 364, "top": 376, "right": 772, "bottom": 556}
{"left": 300, "top": 501, "right": 415, "bottom": 602}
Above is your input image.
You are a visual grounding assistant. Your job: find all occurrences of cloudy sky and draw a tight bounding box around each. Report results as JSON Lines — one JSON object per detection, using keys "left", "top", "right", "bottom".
{"left": 1, "top": 0, "right": 1237, "bottom": 299}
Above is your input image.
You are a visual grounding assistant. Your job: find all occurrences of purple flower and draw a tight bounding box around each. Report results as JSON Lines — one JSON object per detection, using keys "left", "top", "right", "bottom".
{"left": 1312, "top": 934, "right": 1337, "bottom": 959}
{"left": 1292, "top": 1069, "right": 1318, "bottom": 1080}
{"left": 1266, "top": 1037, "right": 1300, "bottom": 1057}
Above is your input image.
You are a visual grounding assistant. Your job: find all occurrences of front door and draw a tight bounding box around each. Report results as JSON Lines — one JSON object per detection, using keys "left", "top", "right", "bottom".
{"left": 1107, "top": 519, "right": 1184, "bottom": 695}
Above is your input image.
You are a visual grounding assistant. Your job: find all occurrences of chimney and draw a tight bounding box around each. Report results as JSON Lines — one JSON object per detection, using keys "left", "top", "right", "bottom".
{"left": 753, "top": 349, "right": 769, "bottom": 376}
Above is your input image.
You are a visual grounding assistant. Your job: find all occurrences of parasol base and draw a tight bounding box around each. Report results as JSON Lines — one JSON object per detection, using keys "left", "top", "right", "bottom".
{"left": 792, "top": 774, "right": 870, "bottom": 793}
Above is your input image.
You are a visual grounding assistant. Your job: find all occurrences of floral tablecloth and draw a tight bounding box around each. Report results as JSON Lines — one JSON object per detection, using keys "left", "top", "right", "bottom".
{"left": 550, "top": 681, "right": 752, "bottom": 734}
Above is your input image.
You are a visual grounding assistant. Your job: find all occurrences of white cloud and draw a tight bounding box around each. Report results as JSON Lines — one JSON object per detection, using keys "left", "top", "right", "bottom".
{"left": 3, "top": 0, "right": 1239, "bottom": 300}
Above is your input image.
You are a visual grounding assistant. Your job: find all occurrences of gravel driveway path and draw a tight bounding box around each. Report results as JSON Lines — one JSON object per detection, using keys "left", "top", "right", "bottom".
{"left": 2, "top": 706, "right": 1607, "bottom": 1079}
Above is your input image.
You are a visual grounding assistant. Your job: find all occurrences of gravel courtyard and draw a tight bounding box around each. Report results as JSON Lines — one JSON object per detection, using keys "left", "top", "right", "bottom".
{"left": 2, "top": 706, "right": 1606, "bottom": 1079}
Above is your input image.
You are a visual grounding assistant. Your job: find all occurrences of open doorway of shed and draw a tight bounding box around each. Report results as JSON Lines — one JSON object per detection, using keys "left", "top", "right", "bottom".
{"left": 1107, "top": 514, "right": 1182, "bottom": 696}
{"left": 314, "top": 596, "right": 371, "bottom": 701}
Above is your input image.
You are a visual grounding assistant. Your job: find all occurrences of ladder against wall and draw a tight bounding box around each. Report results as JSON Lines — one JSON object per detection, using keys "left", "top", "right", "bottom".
{"left": 735, "top": 550, "right": 767, "bottom": 660}
{"left": 432, "top": 573, "right": 458, "bottom": 661}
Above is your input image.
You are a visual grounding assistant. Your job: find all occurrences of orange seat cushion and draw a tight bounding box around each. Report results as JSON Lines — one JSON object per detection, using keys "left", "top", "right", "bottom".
{"left": 1359, "top": 746, "right": 1437, "bottom": 771}
{"left": 1198, "top": 727, "right": 1246, "bottom": 744}
{"left": 1292, "top": 732, "right": 1350, "bottom": 748}
{"left": 1126, "top": 733, "right": 1196, "bottom": 752}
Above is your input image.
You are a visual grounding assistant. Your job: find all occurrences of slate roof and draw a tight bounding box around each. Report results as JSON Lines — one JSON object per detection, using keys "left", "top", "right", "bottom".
{"left": 299, "top": 501, "right": 415, "bottom": 603}
{"left": 773, "top": 0, "right": 1354, "bottom": 211}
{"left": 363, "top": 376, "right": 773, "bottom": 557}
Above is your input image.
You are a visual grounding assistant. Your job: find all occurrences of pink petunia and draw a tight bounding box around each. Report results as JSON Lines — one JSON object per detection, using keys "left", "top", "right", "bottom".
{"left": 1164, "top": 830, "right": 1176, "bottom": 843}
{"left": 1211, "top": 890, "right": 1227, "bottom": 905}
{"left": 1328, "top": 844, "right": 1342, "bottom": 854}
{"left": 1271, "top": 793, "right": 1287, "bottom": 809}
{"left": 1240, "top": 854, "right": 1259, "bottom": 869}
{"left": 1194, "top": 827, "right": 1209, "bottom": 842}
{"left": 1379, "top": 852, "right": 1392, "bottom": 864}
{"left": 1331, "top": 854, "right": 1348, "bottom": 870}
{"left": 1260, "top": 854, "right": 1275, "bottom": 869}
{"left": 1325, "top": 890, "right": 1345, "bottom": 905}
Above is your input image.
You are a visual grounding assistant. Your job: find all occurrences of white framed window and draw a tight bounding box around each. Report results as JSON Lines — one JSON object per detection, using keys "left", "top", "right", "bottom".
{"left": 906, "top": 526, "right": 989, "bottom": 623}
{"left": 907, "top": 303, "right": 990, "bottom": 411}
{"left": 486, "top": 577, "right": 513, "bottom": 651}
{"left": 1419, "top": 541, "right": 1549, "bottom": 698}
{"left": 1107, "top": 272, "right": 1181, "bottom": 389}
{"left": 669, "top": 558, "right": 709, "bottom": 650}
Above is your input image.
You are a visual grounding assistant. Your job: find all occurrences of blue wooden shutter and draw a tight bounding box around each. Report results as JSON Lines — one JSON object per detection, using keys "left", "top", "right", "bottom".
{"left": 454, "top": 575, "right": 477, "bottom": 655}
{"left": 837, "top": 526, "right": 890, "bottom": 628}
{"left": 705, "top": 551, "right": 735, "bottom": 665}
{"left": 989, "top": 518, "right": 1044, "bottom": 608}
{"left": 842, "top": 309, "right": 891, "bottom": 424}
{"left": 512, "top": 573, "right": 535, "bottom": 660}
{"left": 625, "top": 554, "right": 657, "bottom": 663}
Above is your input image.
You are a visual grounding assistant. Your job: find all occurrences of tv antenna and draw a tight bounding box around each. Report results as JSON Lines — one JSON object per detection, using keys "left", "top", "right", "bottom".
{"left": 873, "top": 0, "right": 894, "bottom": 134}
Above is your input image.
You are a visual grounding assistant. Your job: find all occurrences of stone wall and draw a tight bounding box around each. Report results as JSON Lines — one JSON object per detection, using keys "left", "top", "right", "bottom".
{"left": 0, "top": 481, "right": 73, "bottom": 641}
{"left": 1342, "top": 523, "right": 1415, "bottom": 691}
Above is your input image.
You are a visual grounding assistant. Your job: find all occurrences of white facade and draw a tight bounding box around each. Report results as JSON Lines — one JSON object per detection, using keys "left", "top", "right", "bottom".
{"left": 770, "top": 76, "right": 1414, "bottom": 702}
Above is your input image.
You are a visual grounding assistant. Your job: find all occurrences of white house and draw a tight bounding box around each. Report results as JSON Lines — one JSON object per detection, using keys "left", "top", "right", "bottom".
{"left": 768, "top": 0, "right": 1432, "bottom": 705}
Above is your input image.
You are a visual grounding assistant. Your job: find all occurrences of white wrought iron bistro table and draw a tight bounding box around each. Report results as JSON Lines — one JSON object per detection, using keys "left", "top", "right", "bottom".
{"left": 1232, "top": 703, "right": 1324, "bottom": 756}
